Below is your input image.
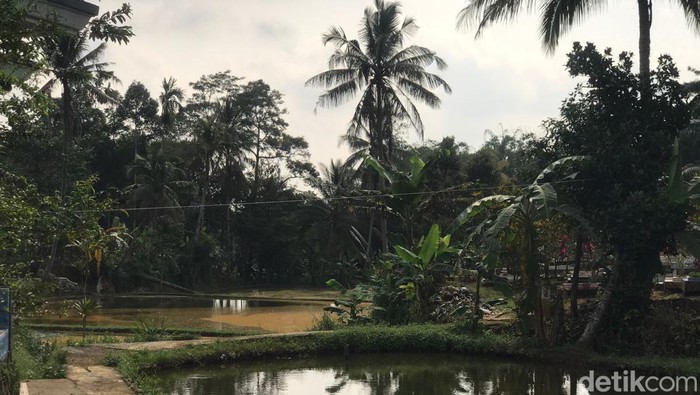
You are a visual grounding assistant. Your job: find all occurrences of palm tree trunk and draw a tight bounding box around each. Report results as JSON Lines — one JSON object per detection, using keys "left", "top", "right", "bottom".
{"left": 62, "top": 81, "right": 75, "bottom": 146}
{"left": 195, "top": 154, "right": 210, "bottom": 236}
{"left": 577, "top": 256, "right": 620, "bottom": 349}
{"left": 637, "top": 0, "right": 652, "bottom": 95}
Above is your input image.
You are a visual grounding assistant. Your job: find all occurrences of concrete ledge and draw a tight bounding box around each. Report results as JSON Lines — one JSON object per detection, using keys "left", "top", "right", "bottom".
{"left": 21, "top": 379, "right": 87, "bottom": 395}
{"left": 22, "top": 366, "right": 133, "bottom": 395}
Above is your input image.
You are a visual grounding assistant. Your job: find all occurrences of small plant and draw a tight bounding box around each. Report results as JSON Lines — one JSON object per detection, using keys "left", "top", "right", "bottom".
{"left": 689, "top": 272, "right": 700, "bottom": 278}
{"left": 12, "top": 326, "right": 67, "bottom": 380}
{"left": 130, "top": 313, "right": 169, "bottom": 342}
{"left": 324, "top": 279, "right": 372, "bottom": 324}
{"left": 0, "top": 359, "right": 20, "bottom": 395}
{"left": 311, "top": 313, "right": 338, "bottom": 331}
{"left": 65, "top": 335, "right": 120, "bottom": 347}
{"left": 73, "top": 298, "right": 100, "bottom": 340}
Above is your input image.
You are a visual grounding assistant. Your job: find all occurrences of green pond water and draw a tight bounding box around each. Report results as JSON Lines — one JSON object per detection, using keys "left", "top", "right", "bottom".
{"left": 152, "top": 353, "right": 603, "bottom": 395}
{"left": 35, "top": 295, "right": 327, "bottom": 332}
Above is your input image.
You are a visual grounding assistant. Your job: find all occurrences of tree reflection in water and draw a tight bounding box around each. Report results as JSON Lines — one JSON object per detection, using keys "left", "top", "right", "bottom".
{"left": 156, "top": 353, "right": 584, "bottom": 395}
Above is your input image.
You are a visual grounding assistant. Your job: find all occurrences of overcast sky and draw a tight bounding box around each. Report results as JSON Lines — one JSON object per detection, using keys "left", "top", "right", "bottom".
{"left": 98, "top": 0, "right": 700, "bottom": 166}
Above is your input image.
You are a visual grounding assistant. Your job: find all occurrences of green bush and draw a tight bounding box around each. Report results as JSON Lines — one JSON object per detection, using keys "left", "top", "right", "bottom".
{"left": 12, "top": 325, "right": 67, "bottom": 380}
{"left": 311, "top": 313, "right": 338, "bottom": 331}
{"left": 0, "top": 359, "right": 20, "bottom": 395}
{"left": 128, "top": 314, "right": 170, "bottom": 342}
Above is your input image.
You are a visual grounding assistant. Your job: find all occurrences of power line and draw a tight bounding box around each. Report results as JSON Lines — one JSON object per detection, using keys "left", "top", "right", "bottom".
{"left": 71, "top": 178, "right": 592, "bottom": 214}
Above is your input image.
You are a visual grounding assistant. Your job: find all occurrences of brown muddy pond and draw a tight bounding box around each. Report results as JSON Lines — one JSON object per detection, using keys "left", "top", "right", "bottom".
{"left": 35, "top": 296, "right": 328, "bottom": 332}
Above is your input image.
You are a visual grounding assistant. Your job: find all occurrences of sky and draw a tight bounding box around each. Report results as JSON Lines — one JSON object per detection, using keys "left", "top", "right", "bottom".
{"left": 97, "top": 0, "right": 700, "bottom": 167}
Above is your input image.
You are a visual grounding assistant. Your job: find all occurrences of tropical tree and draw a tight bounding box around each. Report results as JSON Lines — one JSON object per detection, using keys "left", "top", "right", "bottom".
{"left": 159, "top": 76, "right": 185, "bottom": 132}
{"left": 306, "top": 0, "right": 451, "bottom": 165}
{"left": 539, "top": 44, "right": 690, "bottom": 349}
{"left": 307, "top": 0, "right": 450, "bottom": 252}
{"left": 41, "top": 4, "right": 133, "bottom": 147}
{"left": 456, "top": 0, "right": 700, "bottom": 87}
{"left": 41, "top": 35, "right": 119, "bottom": 147}
{"left": 115, "top": 81, "right": 158, "bottom": 158}
{"left": 306, "top": 159, "right": 366, "bottom": 264}
{"left": 184, "top": 71, "right": 243, "bottom": 235}
{"left": 450, "top": 156, "right": 588, "bottom": 340}
{"left": 127, "top": 147, "right": 190, "bottom": 227}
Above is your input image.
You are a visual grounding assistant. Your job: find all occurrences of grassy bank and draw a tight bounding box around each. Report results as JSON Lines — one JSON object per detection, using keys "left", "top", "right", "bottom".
{"left": 106, "top": 324, "right": 700, "bottom": 394}
{"left": 0, "top": 326, "right": 68, "bottom": 394}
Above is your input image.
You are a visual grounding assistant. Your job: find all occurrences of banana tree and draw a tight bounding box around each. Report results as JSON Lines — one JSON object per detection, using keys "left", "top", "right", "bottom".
{"left": 392, "top": 224, "right": 458, "bottom": 320}
{"left": 365, "top": 154, "right": 433, "bottom": 244}
{"left": 324, "top": 279, "right": 372, "bottom": 324}
{"left": 68, "top": 222, "right": 130, "bottom": 297}
{"left": 450, "top": 156, "right": 589, "bottom": 340}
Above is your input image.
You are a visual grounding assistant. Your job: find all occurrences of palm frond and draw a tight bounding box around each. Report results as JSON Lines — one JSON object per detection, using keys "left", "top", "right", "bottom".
{"left": 316, "top": 79, "right": 363, "bottom": 108}
{"left": 539, "top": 0, "right": 606, "bottom": 53}
{"left": 396, "top": 78, "right": 442, "bottom": 108}
{"left": 675, "top": 0, "right": 700, "bottom": 31}
{"left": 305, "top": 69, "right": 359, "bottom": 88}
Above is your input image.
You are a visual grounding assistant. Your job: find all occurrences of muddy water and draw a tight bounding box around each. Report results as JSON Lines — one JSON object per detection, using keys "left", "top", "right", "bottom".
{"left": 36, "top": 296, "right": 329, "bottom": 332}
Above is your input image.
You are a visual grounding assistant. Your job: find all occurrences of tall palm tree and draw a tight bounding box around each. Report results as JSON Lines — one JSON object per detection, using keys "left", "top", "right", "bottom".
{"left": 307, "top": 159, "right": 367, "bottom": 261}
{"left": 457, "top": 0, "right": 700, "bottom": 87}
{"left": 306, "top": 0, "right": 451, "bottom": 164}
{"left": 41, "top": 34, "right": 119, "bottom": 146}
{"left": 307, "top": 0, "right": 451, "bottom": 252}
{"left": 159, "top": 76, "right": 185, "bottom": 131}
{"left": 127, "top": 148, "right": 190, "bottom": 227}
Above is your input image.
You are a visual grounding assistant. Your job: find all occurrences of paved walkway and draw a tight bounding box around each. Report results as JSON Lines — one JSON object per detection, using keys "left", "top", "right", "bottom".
{"left": 21, "top": 366, "right": 132, "bottom": 395}
{"left": 20, "top": 331, "right": 321, "bottom": 394}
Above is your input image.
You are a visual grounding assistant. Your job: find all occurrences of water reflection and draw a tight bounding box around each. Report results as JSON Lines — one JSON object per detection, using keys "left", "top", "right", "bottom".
{"left": 153, "top": 353, "right": 601, "bottom": 395}
{"left": 212, "top": 299, "right": 248, "bottom": 312}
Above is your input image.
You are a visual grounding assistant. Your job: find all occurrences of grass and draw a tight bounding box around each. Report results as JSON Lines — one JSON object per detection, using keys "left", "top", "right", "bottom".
{"left": 12, "top": 326, "right": 67, "bottom": 380}
{"left": 105, "top": 324, "right": 700, "bottom": 394}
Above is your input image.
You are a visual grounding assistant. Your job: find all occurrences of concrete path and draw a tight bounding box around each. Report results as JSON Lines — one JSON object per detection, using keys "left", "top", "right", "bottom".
{"left": 21, "top": 365, "right": 132, "bottom": 395}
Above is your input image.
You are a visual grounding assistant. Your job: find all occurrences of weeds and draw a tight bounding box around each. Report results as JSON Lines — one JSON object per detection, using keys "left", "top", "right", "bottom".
{"left": 311, "top": 313, "right": 338, "bottom": 331}
{"left": 127, "top": 313, "right": 169, "bottom": 342}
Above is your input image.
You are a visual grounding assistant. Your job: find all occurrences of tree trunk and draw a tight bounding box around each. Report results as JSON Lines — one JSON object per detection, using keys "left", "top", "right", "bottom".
{"left": 366, "top": 211, "right": 375, "bottom": 260}
{"left": 253, "top": 127, "right": 261, "bottom": 197}
{"left": 43, "top": 237, "right": 60, "bottom": 280}
{"left": 637, "top": 0, "right": 652, "bottom": 95}
{"left": 571, "top": 231, "right": 584, "bottom": 319}
{"left": 577, "top": 257, "right": 620, "bottom": 349}
{"left": 195, "top": 154, "right": 210, "bottom": 236}
{"left": 62, "top": 81, "right": 75, "bottom": 146}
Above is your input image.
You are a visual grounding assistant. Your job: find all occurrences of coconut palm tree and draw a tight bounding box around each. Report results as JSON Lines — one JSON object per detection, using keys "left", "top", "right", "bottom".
{"left": 457, "top": 0, "right": 700, "bottom": 86}
{"left": 159, "top": 76, "right": 185, "bottom": 131}
{"left": 127, "top": 147, "right": 190, "bottom": 227}
{"left": 41, "top": 34, "right": 119, "bottom": 146}
{"left": 305, "top": 159, "right": 369, "bottom": 267}
{"left": 307, "top": 0, "right": 451, "bottom": 251}
{"left": 306, "top": 0, "right": 451, "bottom": 164}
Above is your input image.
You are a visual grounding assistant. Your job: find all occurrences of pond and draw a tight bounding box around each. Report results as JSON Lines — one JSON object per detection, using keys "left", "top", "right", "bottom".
{"left": 35, "top": 295, "right": 328, "bottom": 332}
{"left": 152, "top": 352, "right": 603, "bottom": 395}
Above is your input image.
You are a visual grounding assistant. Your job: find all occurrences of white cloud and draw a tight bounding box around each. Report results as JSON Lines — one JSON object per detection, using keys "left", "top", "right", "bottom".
{"left": 98, "top": 0, "right": 700, "bottom": 165}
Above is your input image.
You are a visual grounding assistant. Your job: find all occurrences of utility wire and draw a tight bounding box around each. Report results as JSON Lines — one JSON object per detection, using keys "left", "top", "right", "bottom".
{"left": 69, "top": 178, "right": 592, "bottom": 214}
